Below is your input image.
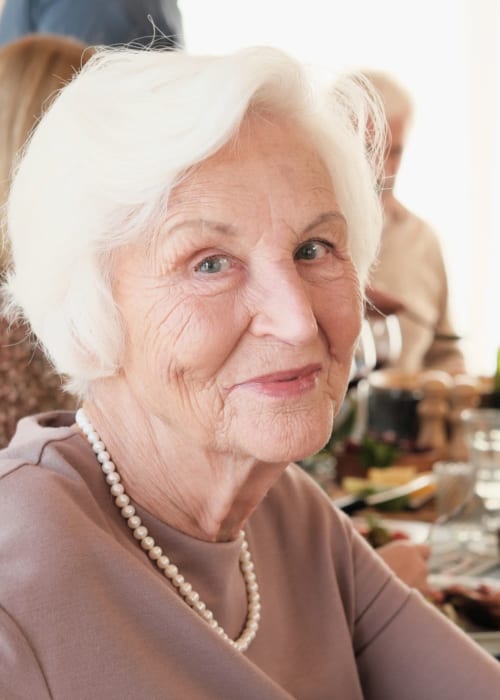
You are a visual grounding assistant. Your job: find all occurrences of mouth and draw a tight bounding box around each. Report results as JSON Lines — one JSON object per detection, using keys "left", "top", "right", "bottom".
{"left": 234, "top": 364, "right": 323, "bottom": 397}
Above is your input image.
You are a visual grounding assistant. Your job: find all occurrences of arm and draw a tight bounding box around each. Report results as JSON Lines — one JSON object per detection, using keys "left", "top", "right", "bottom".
{"left": 422, "top": 234, "right": 465, "bottom": 374}
{"left": 351, "top": 533, "right": 500, "bottom": 699}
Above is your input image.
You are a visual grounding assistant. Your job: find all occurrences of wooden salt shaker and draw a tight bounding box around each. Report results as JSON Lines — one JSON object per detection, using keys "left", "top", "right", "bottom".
{"left": 447, "top": 375, "right": 480, "bottom": 461}
{"left": 416, "top": 371, "right": 452, "bottom": 454}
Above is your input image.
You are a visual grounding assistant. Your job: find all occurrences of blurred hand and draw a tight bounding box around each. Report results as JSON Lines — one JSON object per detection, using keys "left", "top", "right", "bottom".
{"left": 378, "top": 540, "right": 432, "bottom": 595}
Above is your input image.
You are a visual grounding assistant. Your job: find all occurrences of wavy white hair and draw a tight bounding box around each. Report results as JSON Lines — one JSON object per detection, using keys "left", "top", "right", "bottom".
{"left": 3, "top": 46, "right": 384, "bottom": 396}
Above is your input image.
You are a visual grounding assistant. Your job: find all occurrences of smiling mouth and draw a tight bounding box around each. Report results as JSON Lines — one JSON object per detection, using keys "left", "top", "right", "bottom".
{"left": 231, "top": 364, "right": 323, "bottom": 397}
{"left": 247, "top": 364, "right": 322, "bottom": 384}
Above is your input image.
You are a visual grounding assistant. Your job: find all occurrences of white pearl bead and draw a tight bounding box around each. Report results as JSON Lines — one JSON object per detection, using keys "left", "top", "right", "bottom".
{"left": 172, "top": 573, "right": 184, "bottom": 587}
{"left": 110, "top": 483, "right": 124, "bottom": 496}
{"left": 148, "top": 546, "right": 163, "bottom": 560}
{"left": 156, "top": 555, "right": 170, "bottom": 569}
{"left": 97, "top": 451, "right": 111, "bottom": 463}
{"left": 141, "top": 536, "right": 155, "bottom": 550}
{"left": 92, "top": 441, "right": 105, "bottom": 452}
{"left": 202, "top": 609, "right": 213, "bottom": 621}
{"left": 186, "top": 591, "right": 199, "bottom": 605}
{"left": 105, "top": 472, "right": 120, "bottom": 485}
{"left": 127, "top": 515, "right": 141, "bottom": 529}
{"left": 115, "top": 494, "right": 129, "bottom": 508}
{"left": 101, "top": 461, "right": 115, "bottom": 474}
{"left": 179, "top": 582, "right": 192, "bottom": 595}
{"left": 133, "top": 525, "right": 148, "bottom": 540}
{"left": 165, "top": 564, "right": 178, "bottom": 578}
{"left": 121, "top": 504, "right": 135, "bottom": 518}
{"left": 208, "top": 619, "right": 218, "bottom": 629}
{"left": 87, "top": 431, "right": 99, "bottom": 444}
{"left": 194, "top": 600, "right": 206, "bottom": 612}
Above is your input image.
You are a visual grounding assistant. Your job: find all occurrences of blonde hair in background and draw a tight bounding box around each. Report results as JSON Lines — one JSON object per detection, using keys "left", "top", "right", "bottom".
{"left": 0, "top": 33, "right": 91, "bottom": 269}
{"left": 4, "top": 46, "right": 385, "bottom": 396}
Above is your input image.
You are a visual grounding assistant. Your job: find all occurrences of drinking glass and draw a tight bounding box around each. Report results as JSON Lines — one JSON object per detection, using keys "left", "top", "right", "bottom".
{"left": 461, "top": 408, "right": 500, "bottom": 536}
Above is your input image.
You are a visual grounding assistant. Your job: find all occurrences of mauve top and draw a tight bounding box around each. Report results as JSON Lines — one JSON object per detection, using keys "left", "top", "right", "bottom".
{"left": 0, "top": 413, "right": 499, "bottom": 699}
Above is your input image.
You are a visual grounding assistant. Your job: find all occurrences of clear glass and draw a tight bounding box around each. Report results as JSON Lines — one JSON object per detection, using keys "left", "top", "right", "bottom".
{"left": 461, "top": 408, "right": 500, "bottom": 537}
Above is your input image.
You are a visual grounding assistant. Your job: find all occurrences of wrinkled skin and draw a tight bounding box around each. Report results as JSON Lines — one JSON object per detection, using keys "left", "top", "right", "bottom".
{"left": 86, "top": 114, "right": 362, "bottom": 541}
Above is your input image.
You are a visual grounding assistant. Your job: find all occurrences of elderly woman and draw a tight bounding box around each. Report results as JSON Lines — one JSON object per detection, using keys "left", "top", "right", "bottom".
{"left": 0, "top": 47, "right": 498, "bottom": 699}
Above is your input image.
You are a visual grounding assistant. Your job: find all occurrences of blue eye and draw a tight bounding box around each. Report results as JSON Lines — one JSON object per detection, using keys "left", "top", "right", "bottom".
{"left": 294, "top": 240, "right": 331, "bottom": 261}
{"left": 195, "top": 255, "right": 231, "bottom": 274}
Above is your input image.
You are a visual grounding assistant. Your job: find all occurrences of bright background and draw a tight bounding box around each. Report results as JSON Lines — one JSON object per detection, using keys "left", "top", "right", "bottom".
{"left": 180, "top": 0, "right": 500, "bottom": 376}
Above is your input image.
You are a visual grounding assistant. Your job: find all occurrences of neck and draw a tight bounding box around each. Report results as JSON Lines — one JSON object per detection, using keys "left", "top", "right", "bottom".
{"left": 81, "top": 382, "right": 287, "bottom": 543}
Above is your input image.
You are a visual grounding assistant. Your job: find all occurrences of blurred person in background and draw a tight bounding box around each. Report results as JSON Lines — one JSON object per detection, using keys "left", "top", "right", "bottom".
{"left": 363, "top": 71, "right": 465, "bottom": 375}
{"left": 0, "top": 0, "right": 183, "bottom": 48}
{"left": 0, "top": 34, "right": 92, "bottom": 444}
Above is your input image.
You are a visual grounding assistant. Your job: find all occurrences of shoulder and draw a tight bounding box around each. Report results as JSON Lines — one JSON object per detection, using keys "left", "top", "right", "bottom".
{"left": 0, "top": 414, "right": 119, "bottom": 624}
{"left": 257, "top": 463, "right": 357, "bottom": 556}
{"left": 0, "top": 411, "right": 76, "bottom": 479}
{"left": 0, "top": 412, "right": 108, "bottom": 573}
{"left": 386, "top": 198, "right": 440, "bottom": 244}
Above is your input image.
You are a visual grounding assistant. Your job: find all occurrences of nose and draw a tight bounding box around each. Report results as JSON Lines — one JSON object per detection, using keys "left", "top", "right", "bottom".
{"left": 249, "top": 264, "right": 318, "bottom": 345}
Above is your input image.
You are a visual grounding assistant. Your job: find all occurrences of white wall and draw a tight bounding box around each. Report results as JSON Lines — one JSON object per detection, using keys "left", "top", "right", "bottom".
{"left": 180, "top": 0, "right": 500, "bottom": 376}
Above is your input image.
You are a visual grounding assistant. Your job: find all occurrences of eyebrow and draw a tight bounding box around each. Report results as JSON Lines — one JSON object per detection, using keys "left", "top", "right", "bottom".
{"left": 166, "top": 210, "right": 346, "bottom": 240}
{"left": 301, "top": 211, "right": 347, "bottom": 235}
{"left": 167, "top": 219, "right": 237, "bottom": 238}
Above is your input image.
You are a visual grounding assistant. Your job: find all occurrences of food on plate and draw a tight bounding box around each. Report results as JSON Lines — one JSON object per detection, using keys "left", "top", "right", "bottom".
{"left": 367, "top": 466, "right": 417, "bottom": 486}
{"left": 341, "top": 466, "right": 435, "bottom": 511}
{"left": 433, "top": 584, "right": 500, "bottom": 631}
{"left": 354, "top": 515, "right": 410, "bottom": 549}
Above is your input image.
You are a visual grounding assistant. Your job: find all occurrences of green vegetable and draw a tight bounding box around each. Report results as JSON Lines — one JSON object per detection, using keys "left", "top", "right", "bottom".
{"left": 359, "top": 436, "right": 400, "bottom": 469}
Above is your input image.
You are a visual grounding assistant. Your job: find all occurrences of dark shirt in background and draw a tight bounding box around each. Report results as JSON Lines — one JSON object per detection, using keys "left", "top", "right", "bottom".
{"left": 0, "top": 0, "right": 184, "bottom": 48}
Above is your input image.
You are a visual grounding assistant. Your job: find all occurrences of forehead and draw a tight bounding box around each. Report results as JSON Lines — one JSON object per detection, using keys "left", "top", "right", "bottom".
{"left": 168, "top": 114, "right": 337, "bottom": 214}
{"left": 387, "top": 115, "right": 408, "bottom": 146}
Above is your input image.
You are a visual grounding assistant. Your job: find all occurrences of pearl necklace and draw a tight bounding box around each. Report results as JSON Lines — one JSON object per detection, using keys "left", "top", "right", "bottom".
{"left": 76, "top": 408, "right": 261, "bottom": 653}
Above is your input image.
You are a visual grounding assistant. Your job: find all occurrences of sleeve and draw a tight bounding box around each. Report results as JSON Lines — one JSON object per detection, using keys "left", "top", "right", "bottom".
{"left": 31, "top": 0, "right": 182, "bottom": 48}
{"left": 0, "top": 606, "right": 52, "bottom": 700}
{"left": 0, "top": 0, "right": 32, "bottom": 45}
{"left": 350, "top": 533, "right": 500, "bottom": 699}
{"left": 421, "top": 228, "right": 465, "bottom": 374}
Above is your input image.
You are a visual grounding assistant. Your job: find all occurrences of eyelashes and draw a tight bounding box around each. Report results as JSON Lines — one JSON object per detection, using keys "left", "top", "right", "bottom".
{"left": 294, "top": 239, "right": 334, "bottom": 262}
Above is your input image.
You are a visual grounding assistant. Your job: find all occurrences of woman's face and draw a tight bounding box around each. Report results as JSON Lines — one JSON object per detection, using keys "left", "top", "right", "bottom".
{"left": 112, "top": 115, "right": 362, "bottom": 463}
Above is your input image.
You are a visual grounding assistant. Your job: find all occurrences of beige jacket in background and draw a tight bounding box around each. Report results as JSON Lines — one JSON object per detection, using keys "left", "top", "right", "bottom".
{"left": 370, "top": 197, "right": 465, "bottom": 375}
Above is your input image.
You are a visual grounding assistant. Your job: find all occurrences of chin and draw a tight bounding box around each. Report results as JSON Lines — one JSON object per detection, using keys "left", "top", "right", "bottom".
{"left": 234, "top": 403, "right": 335, "bottom": 464}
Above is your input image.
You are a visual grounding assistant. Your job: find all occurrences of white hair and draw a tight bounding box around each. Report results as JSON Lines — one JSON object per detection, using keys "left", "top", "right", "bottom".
{"left": 3, "top": 46, "right": 384, "bottom": 397}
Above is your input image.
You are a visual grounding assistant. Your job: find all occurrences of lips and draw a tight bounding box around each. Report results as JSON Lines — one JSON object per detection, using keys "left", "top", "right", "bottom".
{"left": 230, "top": 363, "right": 323, "bottom": 399}
{"left": 244, "top": 364, "right": 322, "bottom": 385}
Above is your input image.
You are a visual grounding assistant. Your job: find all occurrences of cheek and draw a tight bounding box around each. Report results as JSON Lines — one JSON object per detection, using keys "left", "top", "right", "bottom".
{"left": 315, "top": 276, "right": 362, "bottom": 358}
{"left": 130, "top": 292, "right": 249, "bottom": 387}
